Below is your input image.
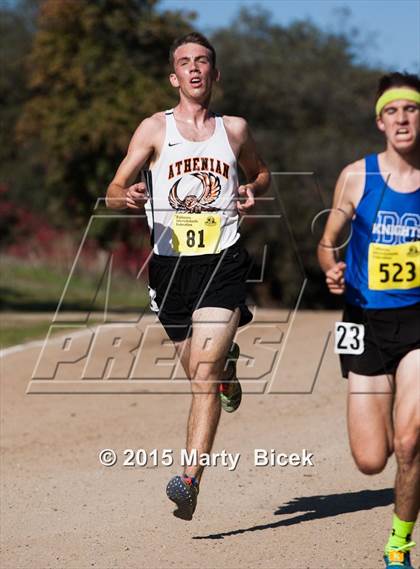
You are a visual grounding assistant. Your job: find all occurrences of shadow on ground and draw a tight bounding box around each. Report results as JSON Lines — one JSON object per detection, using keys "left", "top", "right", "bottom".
{"left": 193, "top": 488, "right": 393, "bottom": 540}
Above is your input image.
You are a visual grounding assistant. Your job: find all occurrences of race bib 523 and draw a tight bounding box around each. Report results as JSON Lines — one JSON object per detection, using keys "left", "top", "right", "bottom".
{"left": 368, "top": 241, "right": 420, "bottom": 290}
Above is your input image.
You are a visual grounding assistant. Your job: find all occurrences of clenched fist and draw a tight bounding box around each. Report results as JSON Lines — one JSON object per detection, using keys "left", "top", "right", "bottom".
{"left": 325, "top": 261, "right": 346, "bottom": 295}
{"left": 126, "top": 182, "right": 148, "bottom": 210}
{"left": 236, "top": 184, "right": 255, "bottom": 215}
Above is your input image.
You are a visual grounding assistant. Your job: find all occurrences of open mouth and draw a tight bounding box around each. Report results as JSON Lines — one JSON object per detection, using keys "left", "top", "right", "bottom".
{"left": 394, "top": 128, "right": 414, "bottom": 141}
{"left": 190, "top": 77, "right": 202, "bottom": 87}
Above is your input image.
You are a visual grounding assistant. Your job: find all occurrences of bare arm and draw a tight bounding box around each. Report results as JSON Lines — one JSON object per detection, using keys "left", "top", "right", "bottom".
{"left": 106, "top": 115, "right": 163, "bottom": 209}
{"left": 224, "top": 117, "right": 271, "bottom": 214}
{"left": 317, "top": 160, "right": 364, "bottom": 294}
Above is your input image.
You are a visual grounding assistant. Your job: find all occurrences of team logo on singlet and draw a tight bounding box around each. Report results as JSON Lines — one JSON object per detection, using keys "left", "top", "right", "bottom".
{"left": 372, "top": 211, "right": 420, "bottom": 244}
{"left": 168, "top": 172, "right": 221, "bottom": 213}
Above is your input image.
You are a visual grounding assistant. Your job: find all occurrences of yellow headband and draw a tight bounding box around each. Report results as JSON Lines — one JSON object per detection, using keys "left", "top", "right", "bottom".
{"left": 376, "top": 88, "right": 420, "bottom": 117}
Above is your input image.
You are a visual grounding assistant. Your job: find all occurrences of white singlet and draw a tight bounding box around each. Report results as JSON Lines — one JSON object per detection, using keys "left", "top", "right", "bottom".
{"left": 145, "top": 109, "right": 240, "bottom": 256}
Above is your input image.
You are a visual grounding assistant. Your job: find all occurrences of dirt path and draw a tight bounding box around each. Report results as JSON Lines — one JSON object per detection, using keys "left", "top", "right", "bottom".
{"left": 1, "top": 311, "right": 412, "bottom": 569}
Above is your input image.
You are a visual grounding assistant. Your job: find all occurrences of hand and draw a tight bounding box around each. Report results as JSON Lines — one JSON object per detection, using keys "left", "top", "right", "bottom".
{"left": 236, "top": 184, "right": 255, "bottom": 215}
{"left": 325, "top": 261, "right": 346, "bottom": 295}
{"left": 126, "top": 182, "right": 148, "bottom": 210}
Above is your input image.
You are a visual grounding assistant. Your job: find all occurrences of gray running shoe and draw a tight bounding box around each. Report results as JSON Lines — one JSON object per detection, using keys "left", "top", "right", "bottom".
{"left": 166, "top": 475, "right": 199, "bottom": 521}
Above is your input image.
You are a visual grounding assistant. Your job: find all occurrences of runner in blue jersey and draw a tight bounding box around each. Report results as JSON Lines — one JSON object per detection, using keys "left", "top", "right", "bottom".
{"left": 318, "top": 72, "right": 420, "bottom": 568}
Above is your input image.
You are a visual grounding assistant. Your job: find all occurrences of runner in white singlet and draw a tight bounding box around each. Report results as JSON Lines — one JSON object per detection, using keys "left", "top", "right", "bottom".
{"left": 106, "top": 32, "right": 270, "bottom": 521}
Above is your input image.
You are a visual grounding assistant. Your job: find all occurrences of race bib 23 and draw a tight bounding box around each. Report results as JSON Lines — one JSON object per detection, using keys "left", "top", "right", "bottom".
{"left": 334, "top": 322, "right": 365, "bottom": 355}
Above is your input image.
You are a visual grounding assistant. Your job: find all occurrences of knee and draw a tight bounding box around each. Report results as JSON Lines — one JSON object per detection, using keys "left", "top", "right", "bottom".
{"left": 188, "top": 360, "right": 221, "bottom": 393}
{"left": 394, "top": 431, "right": 419, "bottom": 466}
{"left": 355, "top": 458, "right": 388, "bottom": 476}
{"left": 352, "top": 450, "right": 389, "bottom": 475}
{"left": 189, "top": 357, "right": 222, "bottom": 382}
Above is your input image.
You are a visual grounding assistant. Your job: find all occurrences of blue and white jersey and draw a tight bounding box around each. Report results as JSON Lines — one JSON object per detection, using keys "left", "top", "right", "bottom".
{"left": 345, "top": 153, "right": 420, "bottom": 309}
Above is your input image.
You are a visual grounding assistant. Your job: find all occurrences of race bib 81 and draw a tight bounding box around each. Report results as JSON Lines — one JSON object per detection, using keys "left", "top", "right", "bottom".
{"left": 368, "top": 241, "right": 420, "bottom": 290}
{"left": 172, "top": 213, "right": 221, "bottom": 254}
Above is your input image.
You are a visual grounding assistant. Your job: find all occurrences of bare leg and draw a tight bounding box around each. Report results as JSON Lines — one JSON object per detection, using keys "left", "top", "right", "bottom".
{"left": 347, "top": 372, "right": 394, "bottom": 474}
{"left": 174, "top": 337, "right": 191, "bottom": 376}
{"left": 184, "top": 307, "right": 240, "bottom": 482}
{"left": 393, "top": 349, "right": 420, "bottom": 522}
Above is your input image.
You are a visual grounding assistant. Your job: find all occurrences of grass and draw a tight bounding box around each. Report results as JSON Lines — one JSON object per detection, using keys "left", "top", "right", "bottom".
{"left": 0, "top": 320, "right": 58, "bottom": 349}
{"left": 0, "top": 256, "right": 149, "bottom": 312}
{"left": 0, "top": 257, "right": 150, "bottom": 348}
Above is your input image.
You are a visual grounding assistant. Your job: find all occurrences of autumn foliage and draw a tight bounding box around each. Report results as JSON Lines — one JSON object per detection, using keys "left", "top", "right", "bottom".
{"left": 1, "top": 1, "right": 386, "bottom": 306}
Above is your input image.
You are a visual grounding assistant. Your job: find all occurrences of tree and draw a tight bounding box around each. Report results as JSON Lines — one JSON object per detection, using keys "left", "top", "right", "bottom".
{"left": 5, "top": 3, "right": 390, "bottom": 307}
{"left": 0, "top": 1, "right": 45, "bottom": 208}
{"left": 211, "top": 7, "right": 384, "bottom": 307}
{"left": 17, "top": 0, "right": 193, "bottom": 225}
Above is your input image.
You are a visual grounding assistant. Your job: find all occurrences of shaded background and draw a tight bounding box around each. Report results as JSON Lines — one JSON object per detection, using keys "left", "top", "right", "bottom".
{"left": 1, "top": 0, "right": 419, "bottom": 345}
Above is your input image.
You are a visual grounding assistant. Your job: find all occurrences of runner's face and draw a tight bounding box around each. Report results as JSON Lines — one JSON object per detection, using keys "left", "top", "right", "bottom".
{"left": 170, "top": 43, "right": 218, "bottom": 101}
{"left": 377, "top": 91, "right": 420, "bottom": 152}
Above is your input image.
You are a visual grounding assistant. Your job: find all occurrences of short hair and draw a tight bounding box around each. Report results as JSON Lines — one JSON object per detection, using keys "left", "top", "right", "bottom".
{"left": 169, "top": 32, "right": 216, "bottom": 68}
{"left": 376, "top": 72, "right": 420, "bottom": 101}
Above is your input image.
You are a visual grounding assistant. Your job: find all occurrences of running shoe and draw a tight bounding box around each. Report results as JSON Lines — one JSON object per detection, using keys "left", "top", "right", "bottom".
{"left": 166, "top": 475, "right": 199, "bottom": 521}
{"left": 384, "top": 542, "right": 416, "bottom": 568}
{"left": 219, "top": 342, "right": 241, "bottom": 413}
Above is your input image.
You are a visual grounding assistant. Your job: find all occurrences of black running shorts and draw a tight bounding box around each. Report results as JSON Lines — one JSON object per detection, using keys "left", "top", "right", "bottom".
{"left": 340, "top": 302, "right": 420, "bottom": 378}
{"left": 148, "top": 240, "right": 253, "bottom": 342}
